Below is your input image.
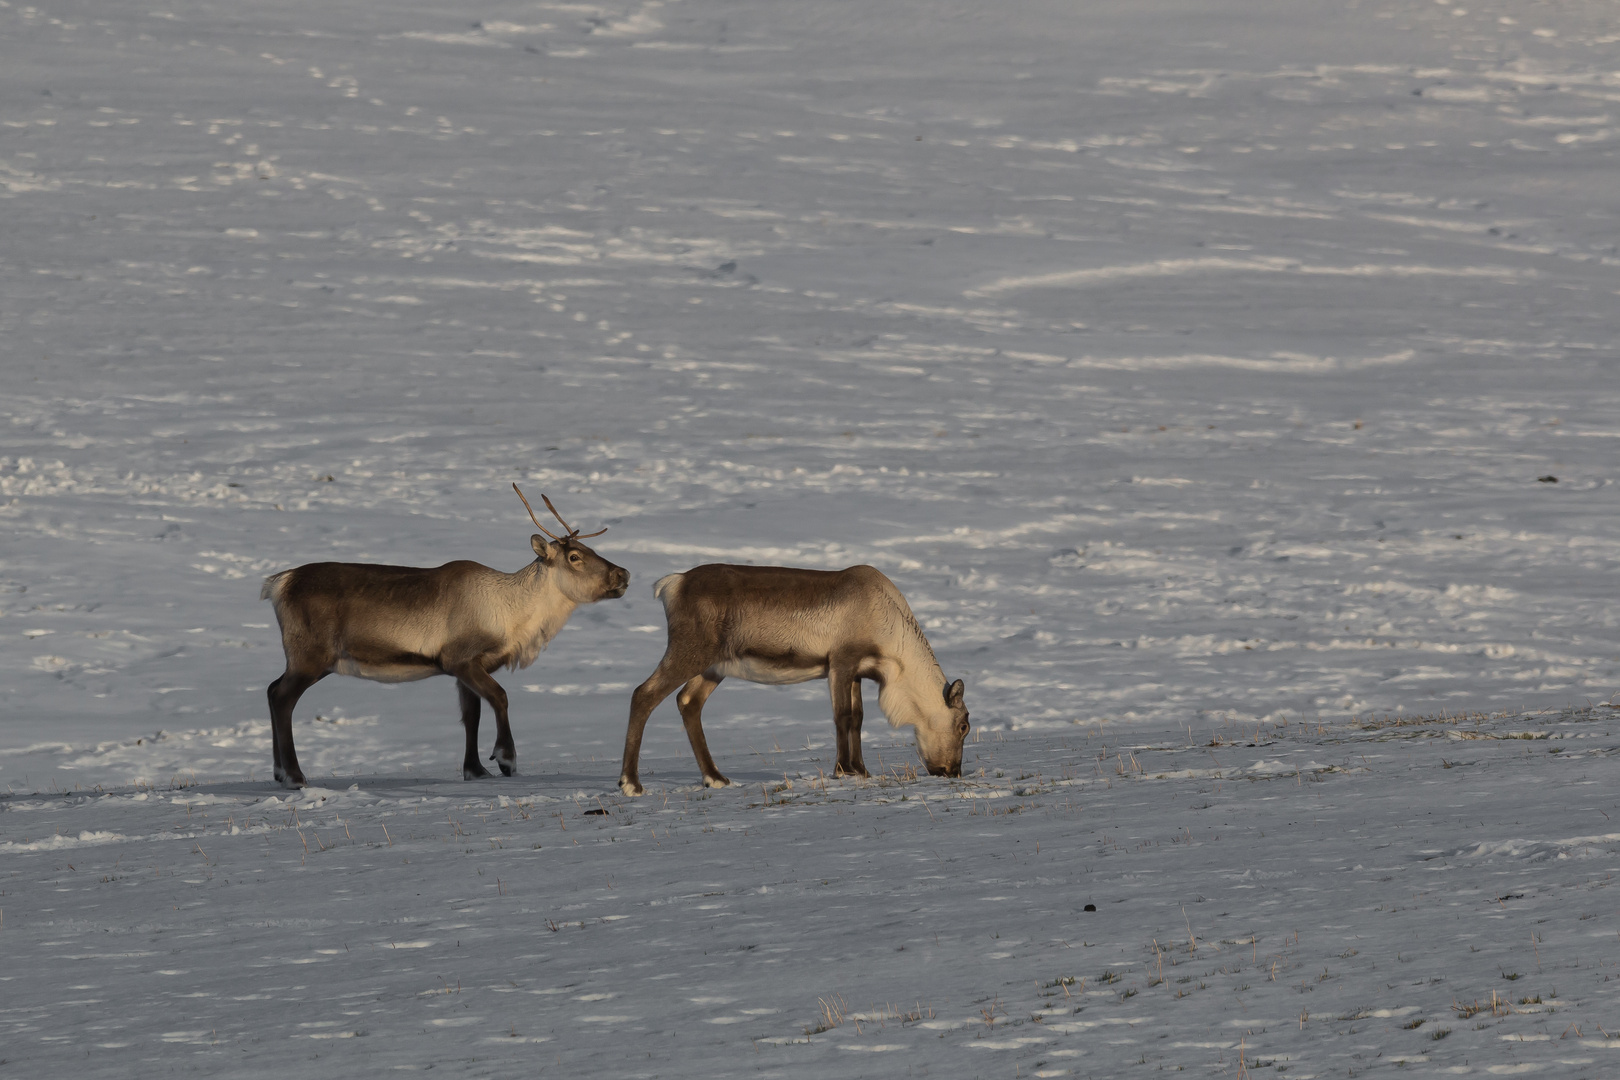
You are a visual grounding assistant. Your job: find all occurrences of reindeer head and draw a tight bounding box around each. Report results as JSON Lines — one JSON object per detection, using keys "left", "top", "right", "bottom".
{"left": 515, "top": 485, "right": 629, "bottom": 602}
{"left": 914, "top": 678, "right": 969, "bottom": 778}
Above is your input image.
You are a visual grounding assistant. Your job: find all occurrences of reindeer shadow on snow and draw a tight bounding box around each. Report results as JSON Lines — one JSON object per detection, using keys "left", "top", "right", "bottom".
{"left": 182, "top": 771, "right": 616, "bottom": 804}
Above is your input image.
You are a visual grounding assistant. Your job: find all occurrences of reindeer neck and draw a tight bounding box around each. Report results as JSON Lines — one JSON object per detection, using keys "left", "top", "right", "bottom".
{"left": 875, "top": 606, "right": 947, "bottom": 729}
{"left": 512, "top": 558, "right": 577, "bottom": 608}
{"left": 502, "top": 560, "right": 578, "bottom": 661}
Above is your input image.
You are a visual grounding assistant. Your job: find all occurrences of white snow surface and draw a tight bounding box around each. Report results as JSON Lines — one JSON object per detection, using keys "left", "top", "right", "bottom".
{"left": 3, "top": 0, "right": 1620, "bottom": 1074}
{"left": 9, "top": 712, "right": 1620, "bottom": 1077}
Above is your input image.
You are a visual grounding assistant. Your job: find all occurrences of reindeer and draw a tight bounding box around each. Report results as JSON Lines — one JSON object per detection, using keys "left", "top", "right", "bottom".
{"left": 259, "top": 487, "right": 628, "bottom": 788}
{"left": 618, "top": 563, "right": 969, "bottom": 795}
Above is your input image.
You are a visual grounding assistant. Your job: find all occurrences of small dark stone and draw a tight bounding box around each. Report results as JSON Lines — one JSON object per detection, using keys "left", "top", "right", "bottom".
{"left": 1538, "top": 475, "right": 1558, "bottom": 483}
{"left": 1084, "top": 903, "right": 1097, "bottom": 912}
{"left": 583, "top": 807, "right": 608, "bottom": 816}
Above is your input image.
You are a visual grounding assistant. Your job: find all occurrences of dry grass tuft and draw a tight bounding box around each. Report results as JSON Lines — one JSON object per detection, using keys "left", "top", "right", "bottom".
{"left": 1453, "top": 991, "right": 1514, "bottom": 1021}
{"left": 806, "top": 994, "right": 849, "bottom": 1035}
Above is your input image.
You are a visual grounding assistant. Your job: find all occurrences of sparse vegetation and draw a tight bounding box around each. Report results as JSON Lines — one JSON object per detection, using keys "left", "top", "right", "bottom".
{"left": 806, "top": 994, "right": 849, "bottom": 1035}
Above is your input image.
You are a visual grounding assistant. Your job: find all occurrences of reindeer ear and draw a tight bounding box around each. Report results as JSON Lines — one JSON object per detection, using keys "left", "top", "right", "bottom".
{"left": 530, "top": 535, "right": 550, "bottom": 558}
{"left": 945, "top": 679, "right": 965, "bottom": 709}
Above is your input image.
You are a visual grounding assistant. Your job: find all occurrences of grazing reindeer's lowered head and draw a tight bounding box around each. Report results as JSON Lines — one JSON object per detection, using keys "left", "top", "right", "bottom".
{"left": 259, "top": 486, "right": 627, "bottom": 788}
{"left": 619, "top": 563, "right": 970, "bottom": 795}
{"left": 914, "top": 676, "right": 970, "bottom": 777}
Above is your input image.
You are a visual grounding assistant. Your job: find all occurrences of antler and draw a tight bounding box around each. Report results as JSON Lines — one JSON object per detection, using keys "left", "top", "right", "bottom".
{"left": 512, "top": 483, "right": 562, "bottom": 541}
{"left": 540, "top": 493, "right": 608, "bottom": 539}
{"left": 539, "top": 492, "right": 576, "bottom": 535}
{"left": 512, "top": 483, "right": 608, "bottom": 541}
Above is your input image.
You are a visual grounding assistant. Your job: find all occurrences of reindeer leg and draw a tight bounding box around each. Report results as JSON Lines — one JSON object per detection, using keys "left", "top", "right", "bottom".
{"left": 676, "top": 673, "right": 728, "bottom": 789}
{"left": 267, "top": 675, "right": 285, "bottom": 782}
{"left": 828, "top": 661, "right": 867, "bottom": 778}
{"left": 267, "top": 670, "right": 322, "bottom": 789}
{"left": 847, "top": 678, "right": 869, "bottom": 777}
{"left": 831, "top": 683, "right": 851, "bottom": 776}
{"left": 456, "top": 680, "right": 492, "bottom": 780}
{"left": 619, "top": 655, "right": 702, "bottom": 796}
{"left": 452, "top": 667, "right": 511, "bottom": 778}
{"left": 479, "top": 660, "right": 518, "bottom": 775}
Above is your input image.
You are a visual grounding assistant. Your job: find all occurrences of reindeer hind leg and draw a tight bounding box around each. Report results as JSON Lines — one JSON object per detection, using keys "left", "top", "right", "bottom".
{"left": 676, "top": 673, "right": 728, "bottom": 789}
{"left": 267, "top": 669, "right": 322, "bottom": 789}
{"left": 619, "top": 654, "right": 704, "bottom": 796}
{"left": 267, "top": 674, "right": 286, "bottom": 783}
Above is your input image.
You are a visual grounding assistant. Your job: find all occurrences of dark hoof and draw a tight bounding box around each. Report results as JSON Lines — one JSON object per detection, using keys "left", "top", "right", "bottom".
{"left": 279, "top": 773, "right": 307, "bottom": 790}
{"left": 619, "top": 776, "right": 645, "bottom": 797}
{"left": 702, "top": 774, "right": 732, "bottom": 789}
{"left": 463, "top": 763, "right": 492, "bottom": 780}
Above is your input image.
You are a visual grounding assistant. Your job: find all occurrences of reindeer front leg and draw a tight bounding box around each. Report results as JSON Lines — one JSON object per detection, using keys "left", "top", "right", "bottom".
{"left": 847, "top": 677, "right": 869, "bottom": 777}
{"left": 452, "top": 665, "right": 516, "bottom": 777}
{"left": 456, "top": 680, "right": 492, "bottom": 779}
{"left": 828, "top": 658, "right": 869, "bottom": 778}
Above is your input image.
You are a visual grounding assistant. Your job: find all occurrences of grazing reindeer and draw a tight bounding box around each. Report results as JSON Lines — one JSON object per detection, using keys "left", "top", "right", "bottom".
{"left": 618, "top": 563, "right": 969, "bottom": 795}
{"left": 259, "top": 487, "right": 628, "bottom": 788}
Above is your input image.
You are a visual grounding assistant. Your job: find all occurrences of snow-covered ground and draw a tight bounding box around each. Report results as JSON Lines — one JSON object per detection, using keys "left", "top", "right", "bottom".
{"left": 9, "top": 709, "right": 1620, "bottom": 1077}
{"left": 3, "top": 0, "right": 1619, "bottom": 1073}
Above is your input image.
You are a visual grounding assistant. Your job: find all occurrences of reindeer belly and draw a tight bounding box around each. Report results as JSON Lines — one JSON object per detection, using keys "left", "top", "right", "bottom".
{"left": 332, "top": 655, "right": 441, "bottom": 683}
{"left": 711, "top": 654, "right": 828, "bottom": 686}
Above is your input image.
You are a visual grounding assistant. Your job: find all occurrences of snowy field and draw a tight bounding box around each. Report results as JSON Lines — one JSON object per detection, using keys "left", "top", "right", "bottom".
{"left": 3, "top": 0, "right": 1620, "bottom": 1074}
{"left": 7, "top": 707, "right": 1620, "bottom": 1078}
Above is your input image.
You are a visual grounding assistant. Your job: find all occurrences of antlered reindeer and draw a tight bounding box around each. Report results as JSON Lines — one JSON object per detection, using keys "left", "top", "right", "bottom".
{"left": 618, "top": 563, "right": 969, "bottom": 795}
{"left": 260, "top": 487, "right": 628, "bottom": 788}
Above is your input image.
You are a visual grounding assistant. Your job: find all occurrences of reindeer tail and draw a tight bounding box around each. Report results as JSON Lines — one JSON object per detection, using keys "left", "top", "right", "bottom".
{"left": 260, "top": 569, "right": 292, "bottom": 603}
{"left": 651, "top": 572, "right": 684, "bottom": 608}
